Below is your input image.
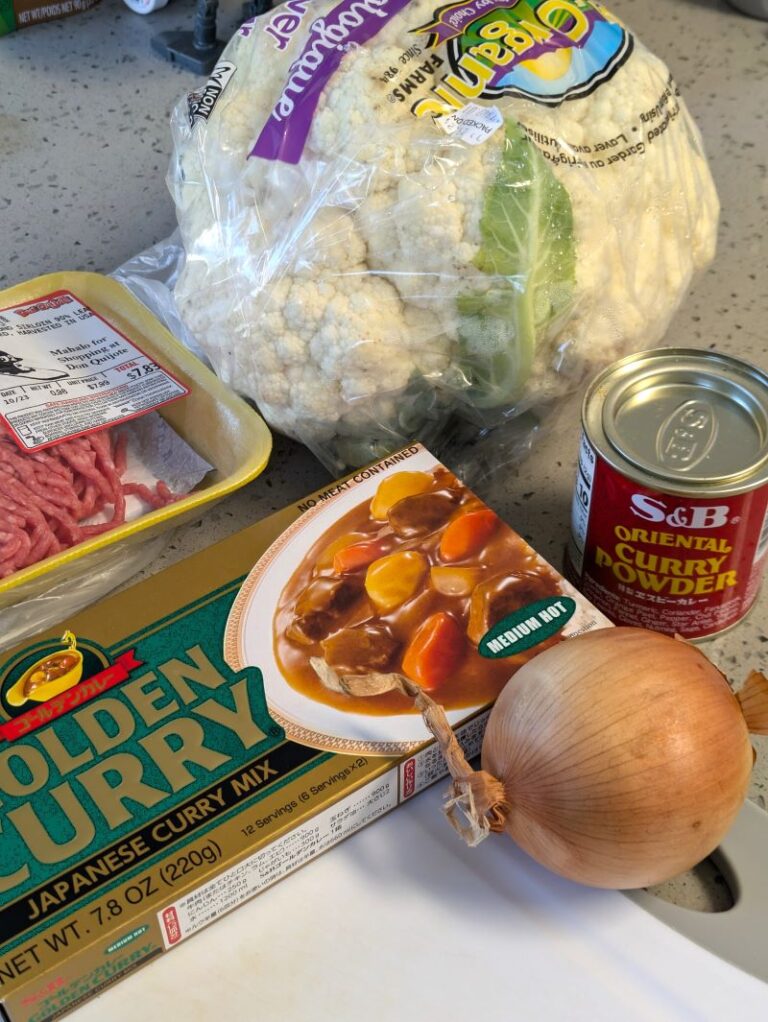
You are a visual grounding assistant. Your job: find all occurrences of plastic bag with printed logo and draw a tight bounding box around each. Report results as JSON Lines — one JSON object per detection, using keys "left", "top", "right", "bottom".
{"left": 166, "top": 0, "right": 718, "bottom": 474}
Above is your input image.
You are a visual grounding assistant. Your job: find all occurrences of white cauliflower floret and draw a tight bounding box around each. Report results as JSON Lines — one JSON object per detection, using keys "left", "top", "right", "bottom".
{"left": 170, "top": 0, "right": 719, "bottom": 469}
{"left": 175, "top": 204, "right": 449, "bottom": 447}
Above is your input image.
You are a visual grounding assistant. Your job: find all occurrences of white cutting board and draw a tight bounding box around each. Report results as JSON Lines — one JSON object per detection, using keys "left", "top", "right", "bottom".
{"left": 71, "top": 781, "right": 768, "bottom": 1022}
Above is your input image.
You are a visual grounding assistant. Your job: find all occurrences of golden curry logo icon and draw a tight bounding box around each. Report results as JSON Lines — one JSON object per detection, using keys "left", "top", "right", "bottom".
{"left": 0, "top": 638, "right": 139, "bottom": 743}
{"left": 5, "top": 631, "right": 84, "bottom": 707}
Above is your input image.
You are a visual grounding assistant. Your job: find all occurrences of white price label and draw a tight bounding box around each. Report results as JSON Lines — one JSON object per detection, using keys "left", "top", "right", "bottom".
{"left": 439, "top": 103, "right": 503, "bottom": 146}
{"left": 0, "top": 290, "right": 188, "bottom": 450}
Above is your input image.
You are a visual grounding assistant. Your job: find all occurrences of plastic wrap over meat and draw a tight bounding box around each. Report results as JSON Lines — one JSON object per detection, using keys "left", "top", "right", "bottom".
{"left": 168, "top": 0, "right": 718, "bottom": 473}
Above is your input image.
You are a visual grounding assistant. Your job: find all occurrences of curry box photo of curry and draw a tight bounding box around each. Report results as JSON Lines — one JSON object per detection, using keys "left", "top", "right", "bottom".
{"left": 225, "top": 447, "right": 599, "bottom": 755}
{"left": 274, "top": 466, "right": 564, "bottom": 716}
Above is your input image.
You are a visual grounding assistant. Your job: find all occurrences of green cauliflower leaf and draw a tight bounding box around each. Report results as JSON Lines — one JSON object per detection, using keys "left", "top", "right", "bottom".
{"left": 458, "top": 120, "right": 576, "bottom": 410}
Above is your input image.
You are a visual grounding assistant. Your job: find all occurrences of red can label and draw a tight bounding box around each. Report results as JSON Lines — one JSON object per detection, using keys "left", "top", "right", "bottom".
{"left": 569, "top": 433, "right": 768, "bottom": 639}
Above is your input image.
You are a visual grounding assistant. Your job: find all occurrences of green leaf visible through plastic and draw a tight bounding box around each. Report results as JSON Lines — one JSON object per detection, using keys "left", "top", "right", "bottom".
{"left": 457, "top": 120, "right": 575, "bottom": 410}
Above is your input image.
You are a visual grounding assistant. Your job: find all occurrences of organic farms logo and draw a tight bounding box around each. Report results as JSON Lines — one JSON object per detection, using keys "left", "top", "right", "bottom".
{"left": 411, "top": 0, "right": 632, "bottom": 111}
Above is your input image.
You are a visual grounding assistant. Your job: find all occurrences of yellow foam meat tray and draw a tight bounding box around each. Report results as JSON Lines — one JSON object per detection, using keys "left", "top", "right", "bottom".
{"left": 0, "top": 271, "right": 272, "bottom": 610}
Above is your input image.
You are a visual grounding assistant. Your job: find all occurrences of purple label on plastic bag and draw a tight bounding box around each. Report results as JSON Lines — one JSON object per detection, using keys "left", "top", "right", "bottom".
{"left": 250, "top": 0, "right": 412, "bottom": 164}
{"left": 414, "top": 0, "right": 518, "bottom": 45}
{"left": 421, "top": 0, "right": 601, "bottom": 51}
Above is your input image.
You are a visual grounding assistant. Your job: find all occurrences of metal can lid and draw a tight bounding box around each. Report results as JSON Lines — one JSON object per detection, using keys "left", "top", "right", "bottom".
{"left": 585, "top": 348, "right": 768, "bottom": 495}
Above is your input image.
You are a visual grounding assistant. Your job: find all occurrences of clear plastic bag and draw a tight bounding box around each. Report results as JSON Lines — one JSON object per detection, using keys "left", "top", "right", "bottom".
{"left": 166, "top": 0, "right": 718, "bottom": 475}
{"left": 111, "top": 232, "right": 209, "bottom": 365}
{"left": 0, "top": 536, "right": 167, "bottom": 654}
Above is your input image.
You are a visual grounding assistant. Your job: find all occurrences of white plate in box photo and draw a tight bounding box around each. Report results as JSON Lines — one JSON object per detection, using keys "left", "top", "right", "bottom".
{"left": 223, "top": 446, "right": 604, "bottom": 756}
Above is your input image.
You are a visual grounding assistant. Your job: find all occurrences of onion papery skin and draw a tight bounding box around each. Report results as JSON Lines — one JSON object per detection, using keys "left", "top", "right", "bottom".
{"left": 481, "top": 627, "right": 753, "bottom": 889}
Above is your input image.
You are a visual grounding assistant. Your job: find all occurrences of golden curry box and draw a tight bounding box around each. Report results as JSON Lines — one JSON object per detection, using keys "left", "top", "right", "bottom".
{"left": 0, "top": 444, "right": 607, "bottom": 1022}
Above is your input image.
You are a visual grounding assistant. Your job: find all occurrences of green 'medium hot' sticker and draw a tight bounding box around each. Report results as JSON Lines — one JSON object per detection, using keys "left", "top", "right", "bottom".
{"left": 105, "top": 925, "right": 150, "bottom": 955}
{"left": 479, "top": 596, "right": 576, "bottom": 658}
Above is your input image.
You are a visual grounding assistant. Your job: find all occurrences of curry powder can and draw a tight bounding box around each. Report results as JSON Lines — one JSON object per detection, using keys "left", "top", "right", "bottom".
{"left": 566, "top": 348, "right": 768, "bottom": 640}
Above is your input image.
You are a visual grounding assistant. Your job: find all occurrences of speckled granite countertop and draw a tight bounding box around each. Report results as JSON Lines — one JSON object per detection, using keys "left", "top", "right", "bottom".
{"left": 1, "top": 0, "right": 767, "bottom": 917}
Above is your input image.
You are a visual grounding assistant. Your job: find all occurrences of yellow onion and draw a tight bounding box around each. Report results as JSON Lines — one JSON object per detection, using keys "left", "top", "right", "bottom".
{"left": 411, "top": 627, "right": 768, "bottom": 889}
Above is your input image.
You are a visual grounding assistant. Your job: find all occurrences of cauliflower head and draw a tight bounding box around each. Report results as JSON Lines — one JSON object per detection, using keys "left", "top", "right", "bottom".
{"left": 169, "top": 0, "right": 718, "bottom": 470}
